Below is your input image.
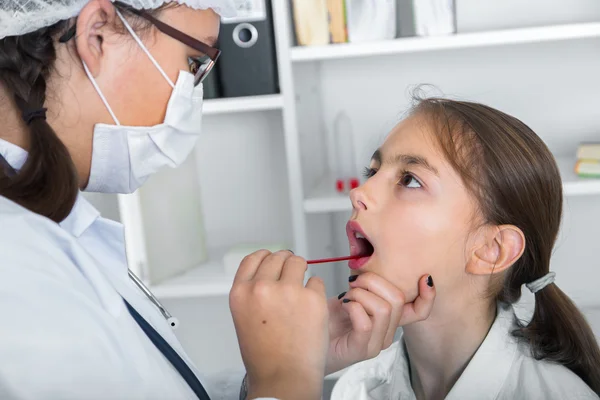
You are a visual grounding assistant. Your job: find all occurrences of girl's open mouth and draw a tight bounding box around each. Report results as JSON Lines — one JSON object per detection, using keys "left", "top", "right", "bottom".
{"left": 346, "top": 221, "right": 375, "bottom": 270}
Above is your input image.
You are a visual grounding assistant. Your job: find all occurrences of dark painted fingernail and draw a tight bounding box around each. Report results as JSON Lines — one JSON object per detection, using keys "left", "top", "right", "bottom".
{"left": 349, "top": 275, "right": 358, "bottom": 282}
{"left": 342, "top": 299, "right": 351, "bottom": 303}
{"left": 286, "top": 249, "right": 294, "bottom": 254}
{"left": 427, "top": 275, "right": 434, "bottom": 287}
{"left": 337, "top": 291, "right": 347, "bottom": 299}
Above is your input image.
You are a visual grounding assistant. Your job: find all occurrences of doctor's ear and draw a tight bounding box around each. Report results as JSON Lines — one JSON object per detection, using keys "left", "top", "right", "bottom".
{"left": 466, "top": 224, "right": 525, "bottom": 276}
{"left": 75, "top": 0, "right": 118, "bottom": 77}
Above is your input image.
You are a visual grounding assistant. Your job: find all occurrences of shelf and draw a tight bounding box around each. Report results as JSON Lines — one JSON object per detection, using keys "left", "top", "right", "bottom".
{"left": 291, "top": 22, "right": 600, "bottom": 63}
{"left": 304, "top": 157, "right": 600, "bottom": 214}
{"left": 558, "top": 157, "right": 600, "bottom": 196}
{"left": 150, "top": 255, "right": 233, "bottom": 299}
{"left": 203, "top": 94, "right": 283, "bottom": 115}
{"left": 304, "top": 175, "right": 352, "bottom": 214}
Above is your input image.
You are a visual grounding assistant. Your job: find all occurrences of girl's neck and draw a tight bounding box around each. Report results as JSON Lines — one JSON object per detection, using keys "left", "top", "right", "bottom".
{"left": 402, "top": 296, "right": 497, "bottom": 400}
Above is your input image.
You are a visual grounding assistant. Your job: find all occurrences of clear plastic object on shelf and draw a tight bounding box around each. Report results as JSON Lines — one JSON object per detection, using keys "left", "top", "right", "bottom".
{"left": 345, "top": 0, "right": 397, "bottom": 42}
{"left": 333, "top": 111, "right": 359, "bottom": 193}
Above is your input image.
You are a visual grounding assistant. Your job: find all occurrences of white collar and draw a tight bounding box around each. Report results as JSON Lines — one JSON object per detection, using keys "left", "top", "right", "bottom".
{"left": 441, "top": 303, "right": 519, "bottom": 399}
{"left": 333, "top": 302, "right": 520, "bottom": 400}
{"left": 0, "top": 137, "right": 27, "bottom": 170}
{"left": 393, "top": 303, "right": 519, "bottom": 399}
{"left": 0, "top": 138, "right": 100, "bottom": 237}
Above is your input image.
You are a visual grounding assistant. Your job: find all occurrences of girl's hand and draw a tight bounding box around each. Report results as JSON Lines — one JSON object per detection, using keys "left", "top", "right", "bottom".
{"left": 229, "top": 250, "right": 329, "bottom": 400}
{"left": 325, "top": 273, "right": 436, "bottom": 375}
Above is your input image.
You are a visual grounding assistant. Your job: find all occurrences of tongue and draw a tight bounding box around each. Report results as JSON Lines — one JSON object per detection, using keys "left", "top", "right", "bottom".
{"left": 356, "top": 237, "right": 374, "bottom": 258}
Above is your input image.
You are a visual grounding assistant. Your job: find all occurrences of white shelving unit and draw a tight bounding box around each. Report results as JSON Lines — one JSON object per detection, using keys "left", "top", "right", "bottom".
{"left": 151, "top": 257, "right": 233, "bottom": 299}
{"left": 558, "top": 156, "right": 600, "bottom": 196}
{"left": 113, "top": 1, "right": 600, "bottom": 304}
{"left": 202, "top": 94, "right": 283, "bottom": 115}
{"left": 290, "top": 22, "right": 600, "bottom": 62}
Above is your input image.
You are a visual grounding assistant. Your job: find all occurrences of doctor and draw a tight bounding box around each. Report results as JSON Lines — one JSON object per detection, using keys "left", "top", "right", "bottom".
{"left": 0, "top": 0, "right": 436, "bottom": 399}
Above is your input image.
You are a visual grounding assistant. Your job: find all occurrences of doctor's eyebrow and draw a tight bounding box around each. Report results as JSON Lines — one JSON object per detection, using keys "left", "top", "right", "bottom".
{"left": 204, "top": 36, "right": 218, "bottom": 47}
{"left": 371, "top": 149, "right": 440, "bottom": 176}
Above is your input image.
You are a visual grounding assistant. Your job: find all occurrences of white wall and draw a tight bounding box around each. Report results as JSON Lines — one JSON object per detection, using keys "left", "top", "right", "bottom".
{"left": 456, "top": 0, "right": 600, "bottom": 32}
{"left": 194, "top": 111, "right": 294, "bottom": 251}
{"left": 316, "top": 39, "right": 600, "bottom": 169}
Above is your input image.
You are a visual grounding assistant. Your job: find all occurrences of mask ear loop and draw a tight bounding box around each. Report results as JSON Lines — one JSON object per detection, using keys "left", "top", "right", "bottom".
{"left": 82, "top": 61, "right": 121, "bottom": 125}
{"left": 115, "top": 9, "right": 176, "bottom": 90}
{"left": 58, "top": 23, "right": 120, "bottom": 124}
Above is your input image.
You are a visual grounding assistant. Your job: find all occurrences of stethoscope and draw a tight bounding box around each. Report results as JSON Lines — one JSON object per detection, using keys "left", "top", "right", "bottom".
{"left": 128, "top": 269, "right": 180, "bottom": 329}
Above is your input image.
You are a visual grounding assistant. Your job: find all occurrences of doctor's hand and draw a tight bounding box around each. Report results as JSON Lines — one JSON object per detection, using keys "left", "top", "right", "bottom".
{"left": 325, "top": 273, "right": 436, "bottom": 375}
{"left": 229, "top": 250, "right": 328, "bottom": 400}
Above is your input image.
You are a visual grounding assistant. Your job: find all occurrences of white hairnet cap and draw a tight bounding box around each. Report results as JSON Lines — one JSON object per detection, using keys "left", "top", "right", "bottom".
{"left": 0, "top": 0, "right": 237, "bottom": 39}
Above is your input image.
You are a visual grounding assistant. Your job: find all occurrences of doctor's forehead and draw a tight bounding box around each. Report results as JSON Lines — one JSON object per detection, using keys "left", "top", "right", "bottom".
{"left": 158, "top": 5, "right": 221, "bottom": 45}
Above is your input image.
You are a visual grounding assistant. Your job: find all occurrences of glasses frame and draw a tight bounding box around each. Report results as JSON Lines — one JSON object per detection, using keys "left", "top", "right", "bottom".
{"left": 115, "top": 2, "right": 221, "bottom": 86}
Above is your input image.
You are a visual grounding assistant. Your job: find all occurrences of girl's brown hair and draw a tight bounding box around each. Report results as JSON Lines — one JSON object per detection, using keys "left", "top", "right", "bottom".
{"left": 0, "top": 5, "right": 165, "bottom": 223}
{"left": 412, "top": 96, "right": 600, "bottom": 394}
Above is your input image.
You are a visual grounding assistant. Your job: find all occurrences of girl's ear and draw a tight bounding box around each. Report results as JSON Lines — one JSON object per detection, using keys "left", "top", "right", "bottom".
{"left": 466, "top": 224, "right": 525, "bottom": 275}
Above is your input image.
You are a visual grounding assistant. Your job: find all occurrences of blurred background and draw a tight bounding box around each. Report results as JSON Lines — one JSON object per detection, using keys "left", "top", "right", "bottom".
{"left": 83, "top": 0, "right": 600, "bottom": 398}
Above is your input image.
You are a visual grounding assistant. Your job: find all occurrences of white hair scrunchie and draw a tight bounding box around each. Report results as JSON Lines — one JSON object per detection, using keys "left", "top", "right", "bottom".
{"left": 525, "top": 272, "right": 556, "bottom": 294}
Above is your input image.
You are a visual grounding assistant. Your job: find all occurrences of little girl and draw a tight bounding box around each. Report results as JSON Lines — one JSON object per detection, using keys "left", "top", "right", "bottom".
{"left": 332, "top": 97, "right": 600, "bottom": 399}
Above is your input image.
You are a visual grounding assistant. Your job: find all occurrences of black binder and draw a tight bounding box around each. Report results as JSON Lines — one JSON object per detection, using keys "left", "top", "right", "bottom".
{"left": 203, "top": 67, "right": 221, "bottom": 99}
{"left": 216, "top": 0, "right": 280, "bottom": 98}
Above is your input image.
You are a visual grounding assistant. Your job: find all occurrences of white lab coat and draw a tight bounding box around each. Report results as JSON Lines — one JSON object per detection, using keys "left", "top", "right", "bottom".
{"left": 0, "top": 139, "right": 273, "bottom": 400}
{"left": 331, "top": 302, "right": 599, "bottom": 400}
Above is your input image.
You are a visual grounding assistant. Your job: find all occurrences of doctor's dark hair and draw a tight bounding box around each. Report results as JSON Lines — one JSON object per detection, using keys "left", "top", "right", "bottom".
{"left": 0, "top": 5, "right": 166, "bottom": 223}
{"left": 411, "top": 97, "right": 600, "bottom": 394}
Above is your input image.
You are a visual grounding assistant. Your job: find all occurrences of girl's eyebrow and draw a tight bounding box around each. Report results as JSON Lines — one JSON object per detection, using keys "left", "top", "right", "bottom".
{"left": 371, "top": 149, "right": 440, "bottom": 177}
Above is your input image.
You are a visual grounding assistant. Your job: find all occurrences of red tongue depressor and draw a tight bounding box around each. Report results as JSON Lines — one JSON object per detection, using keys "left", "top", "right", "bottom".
{"left": 307, "top": 255, "right": 362, "bottom": 265}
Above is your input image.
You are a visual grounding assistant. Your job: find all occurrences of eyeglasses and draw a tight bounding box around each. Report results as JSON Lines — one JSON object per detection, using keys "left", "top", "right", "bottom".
{"left": 60, "top": 2, "right": 221, "bottom": 87}
{"left": 119, "top": 3, "right": 220, "bottom": 86}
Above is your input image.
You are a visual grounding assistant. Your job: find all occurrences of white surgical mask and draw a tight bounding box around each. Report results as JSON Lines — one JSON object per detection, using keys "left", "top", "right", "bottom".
{"left": 84, "top": 10, "right": 204, "bottom": 194}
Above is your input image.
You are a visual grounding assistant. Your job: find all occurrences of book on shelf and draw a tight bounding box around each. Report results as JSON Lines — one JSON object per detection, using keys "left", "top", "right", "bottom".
{"left": 326, "top": 0, "right": 348, "bottom": 43}
{"left": 575, "top": 159, "right": 600, "bottom": 178}
{"left": 575, "top": 142, "right": 600, "bottom": 178}
{"left": 291, "top": 0, "right": 329, "bottom": 46}
{"left": 576, "top": 143, "right": 600, "bottom": 161}
{"left": 292, "top": 0, "right": 457, "bottom": 46}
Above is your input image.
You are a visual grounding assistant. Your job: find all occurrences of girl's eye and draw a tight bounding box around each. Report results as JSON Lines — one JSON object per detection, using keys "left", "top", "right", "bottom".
{"left": 362, "top": 167, "right": 377, "bottom": 179}
{"left": 399, "top": 173, "right": 422, "bottom": 189}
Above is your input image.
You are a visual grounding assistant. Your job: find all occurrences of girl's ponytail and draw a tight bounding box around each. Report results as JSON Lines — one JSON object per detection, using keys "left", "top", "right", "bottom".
{"left": 515, "top": 284, "right": 600, "bottom": 393}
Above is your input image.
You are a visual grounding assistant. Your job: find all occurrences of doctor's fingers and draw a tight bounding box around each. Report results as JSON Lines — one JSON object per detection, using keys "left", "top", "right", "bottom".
{"left": 252, "top": 250, "right": 296, "bottom": 281}
{"left": 397, "top": 275, "right": 436, "bottom": 326}
{"left": 342, "top": 288, "right": 393, "bottom": 357}
{"left": 233, "top": 249, "right": 285, "bottom": 282}
{"left": 279, "top": 255, "right": 309, "bottom": 285}
{"left": 348, "top": 272, "right": 406, "bottom": 347}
